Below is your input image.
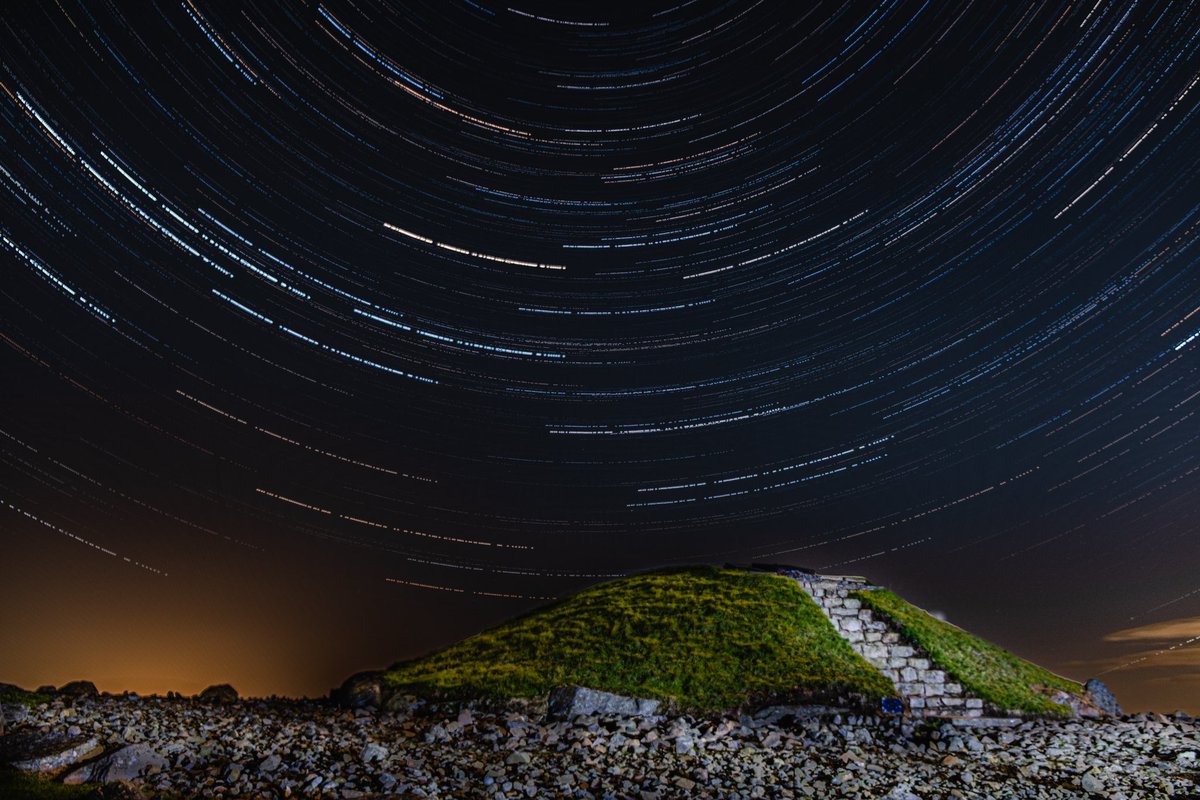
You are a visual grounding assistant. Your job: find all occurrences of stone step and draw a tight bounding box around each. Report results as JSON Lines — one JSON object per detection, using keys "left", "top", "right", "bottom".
{"left": 790, "top": 573, "right": 993, "bottom": 720}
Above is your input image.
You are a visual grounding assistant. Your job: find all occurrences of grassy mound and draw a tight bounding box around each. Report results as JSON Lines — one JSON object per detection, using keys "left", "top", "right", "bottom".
{"left": 0, "top": 685, "right": 51, "bottom": 708}
{"left": 383, "top": 566, "right": 894, "bottom": 711}
{"left": 0, "top": 770, "right": 93, "bottom": 800}
{"left": 853, "top": 589, "right": 1081, "bottom": 716}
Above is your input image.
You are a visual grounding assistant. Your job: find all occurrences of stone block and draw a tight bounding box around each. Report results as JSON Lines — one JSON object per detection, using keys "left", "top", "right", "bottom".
{"left": 840, "top": 618, "right": 863, "bottom": 632}
{"left": 862, "top": 644, "right": 888, "bottom": 661}
{"left": 899, "top": 667, "right": 918, "bottom": 682}
{"left": 908, "top": 658, "right": 930, "bottom": 670}
{"left": 920, "top": 670, "right": 946, "bottom": 684}
{"left": 908, "top": 698, "right": 925, "bottom": 709}
{"left": 965, "top": 699, "right": 983, "bottom": 709}
{"left": 891, "top": 646, "right": 915, "bottom": 658}
{"left": 944, "top": 684, "right": 962, "bottom": 695}
{"left": 897, "top": 683, "right": 924, "bottom": 696}
{"left": 548, "top": 686, "right": 660, "bottom": 719}
{"left": 882, "top": 633, "right": 900, "bottom": 643}
{"left": 864, "top": 632, "right": 882, "bottom": 643}
{"left": 830, "top": 606, "right": 858, "bottom": 616}
{"left": 941, "top": 697, "right": 963, "bottom": 707}
{"left": 845, "top": 630, "right": 864, "bottom": 642}
{"left": 843, "top": 598, "right": 861, "bottom": 609}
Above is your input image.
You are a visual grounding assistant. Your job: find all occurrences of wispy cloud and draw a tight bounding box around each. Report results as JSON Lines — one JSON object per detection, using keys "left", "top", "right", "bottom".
{"left": 1104, "top": 616, "right": 1200, "bottom": 643}
{"left": 1072, "top": 616, "right": 1200, "bottom": 675}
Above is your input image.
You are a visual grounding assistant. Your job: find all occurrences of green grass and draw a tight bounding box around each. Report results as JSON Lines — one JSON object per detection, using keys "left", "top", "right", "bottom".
{"left": 853, "top": 589, "right": 1082, "bottom": 716}
{"left": 0, "top": 686, "right": 51, "bottom": 707}
{"left": 383, "top": 566, "right": 894, "bottom": 711}
{"left": 0, "top": 770, "right": 93, "bottom": 800}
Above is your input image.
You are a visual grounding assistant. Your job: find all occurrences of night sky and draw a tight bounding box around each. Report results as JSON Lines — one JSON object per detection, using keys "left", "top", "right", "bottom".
{"left": 2, "top": 2, "right": 1199, "bottom": 713}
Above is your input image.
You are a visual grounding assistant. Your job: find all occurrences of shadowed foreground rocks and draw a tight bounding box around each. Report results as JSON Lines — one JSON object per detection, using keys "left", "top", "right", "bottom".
{"left": 1, "top": 690, "right": 1197, "bottom": 799}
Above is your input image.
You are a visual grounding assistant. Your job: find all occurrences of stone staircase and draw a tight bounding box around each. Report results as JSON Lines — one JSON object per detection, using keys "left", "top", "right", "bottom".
{"left": 785, "top": 572, "right": 985, "bottom": 718}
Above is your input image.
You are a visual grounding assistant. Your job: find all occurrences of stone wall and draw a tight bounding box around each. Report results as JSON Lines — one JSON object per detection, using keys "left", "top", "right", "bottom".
{"left": 784, "top": 571, "right": 985, "bottom": 718}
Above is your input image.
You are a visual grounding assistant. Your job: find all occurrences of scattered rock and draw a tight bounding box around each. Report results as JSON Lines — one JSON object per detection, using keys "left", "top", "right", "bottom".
{"left": 197, "top": 684, "right": 238, "bottom": 704}
{"left": 360, "top": 742, "right": 387, "bottom": 763}
{"left": 257, "top": 753, "right": 282, "bottom": 773}
{"left": 1081, "top": 770, "right": 1106, "bottom": 794}
{"left": 547, "top": 686, "right": 660, "bottom": 719}
{"left": 0, "top": 703, "right": 29, "bottom": 733}
{"left": 4, "top": 687, "right": 1196, "bottom": 799}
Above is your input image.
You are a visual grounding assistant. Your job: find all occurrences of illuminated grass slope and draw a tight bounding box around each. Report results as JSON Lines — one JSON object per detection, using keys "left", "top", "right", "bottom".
{"left": 854, "top": 589, "right": 1082, "bottom": 716}
{"left": 383, "top": 566, "right": 894, "bottom": 712}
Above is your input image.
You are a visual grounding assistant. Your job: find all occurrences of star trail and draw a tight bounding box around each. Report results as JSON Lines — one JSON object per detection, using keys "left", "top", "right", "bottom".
{"left": 2, "top": 1, "right": 1200, "bottom": 710}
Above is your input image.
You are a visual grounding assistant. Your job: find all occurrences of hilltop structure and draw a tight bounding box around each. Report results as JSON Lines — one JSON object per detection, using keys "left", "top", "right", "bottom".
{"left": 341, "top": 565, "right": 1116, "bottom": 719}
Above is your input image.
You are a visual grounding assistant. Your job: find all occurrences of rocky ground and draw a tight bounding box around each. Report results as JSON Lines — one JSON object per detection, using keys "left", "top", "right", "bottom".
{"left": 2, "top": 690, "right": 1199, "bottom": 800}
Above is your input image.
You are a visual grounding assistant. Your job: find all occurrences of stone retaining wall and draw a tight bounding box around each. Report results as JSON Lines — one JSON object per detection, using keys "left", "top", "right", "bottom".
{"left": 784, "top": 572, "right": 985, "bottom": 718}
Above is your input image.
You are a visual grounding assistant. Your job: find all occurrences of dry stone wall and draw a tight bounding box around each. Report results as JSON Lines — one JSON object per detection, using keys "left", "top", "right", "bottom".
{"left": 784, "top": 571, "right": 985, "bottom": 718}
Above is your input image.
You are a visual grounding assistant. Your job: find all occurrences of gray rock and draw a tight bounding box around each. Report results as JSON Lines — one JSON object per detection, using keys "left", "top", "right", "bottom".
{"left": 257, "top": 753, "right": 282, "bottom": 773}
{"left": 336, "top": 671, "right": 383, "bottom": 709}
{"left": 547, "top": 686, "right": 660, "bottom": 719}
{"left": 360, "top": 742, "right": 388, "bottom": 763}
{"left": 1080, "top": 770, "right": 1105, "bottom": 794}
{"left": 198, "top": 684, "right": 238, "bottom": 704}
{"left": 1, "top": 731, "right": 100, "bottom": 773}
{"left": 0, "top": 703, "right": 30, "bottom": 733}
{"left": 1082, "top": 679, "right": 1122, "bottom": 716}
{"left": 64, "top": 743, "right": 167, "bottom": 784}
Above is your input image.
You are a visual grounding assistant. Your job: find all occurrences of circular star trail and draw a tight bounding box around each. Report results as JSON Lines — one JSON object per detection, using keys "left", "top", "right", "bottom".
{"left": 2, "top": 2, "right": 1200, "bottom": 705}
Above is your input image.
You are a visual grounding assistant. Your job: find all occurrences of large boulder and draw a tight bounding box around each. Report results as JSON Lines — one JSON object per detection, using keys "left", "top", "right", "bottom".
{"left": 63, "top": 743, "right": 167, "bottom": 784}
{"left": 334, "top": 671, "right": 383, "bottom": 709}
{"left": 197, "top": 684, "right": 238, "bottom": 704}
{"left": 1083, "top": 678, "right": 1122, "bottom": 716}
{"left": 0, "top": 730, "right": 100, "bottom": 772}
{"left": 548, "top": 686, "right": 660, "bottom": 719}
{"left": 59, "top": 680, "right": 99, "bottom": 698}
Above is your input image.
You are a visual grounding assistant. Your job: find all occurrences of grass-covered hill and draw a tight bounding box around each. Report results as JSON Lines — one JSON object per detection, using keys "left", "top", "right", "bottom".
{"left": 853, "top": 589, "right": 1082, "bottom": 716}
{"left": 381, "top": 565, "right": 1086, "bottom": 716}
{"left": 383, "top": 566, "right": 894, "bottom": 711}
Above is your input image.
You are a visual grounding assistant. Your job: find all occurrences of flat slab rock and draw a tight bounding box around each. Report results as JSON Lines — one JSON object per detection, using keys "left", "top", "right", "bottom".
{"left": 0, "top": 730, "right": 101, "bottom": 772}
{"left": 548, "top": 686, "right": 660, "bottom": 719}
{"left": 64, "top": 743, "right": 168, "bottom": 784}
{"left": 949, "top": 716, "right": 1024, "bottom": 728}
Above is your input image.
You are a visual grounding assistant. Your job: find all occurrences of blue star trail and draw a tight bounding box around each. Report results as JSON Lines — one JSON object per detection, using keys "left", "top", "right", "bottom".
{"left": 2, "top": 1, "right": 1200, "bottom": 704}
